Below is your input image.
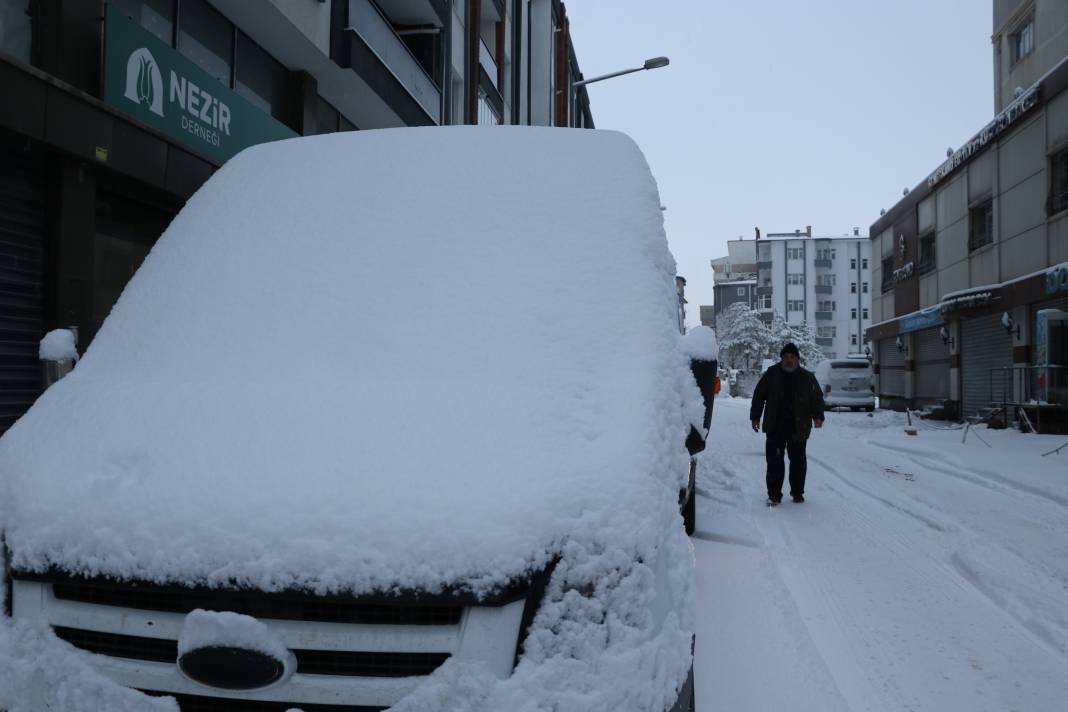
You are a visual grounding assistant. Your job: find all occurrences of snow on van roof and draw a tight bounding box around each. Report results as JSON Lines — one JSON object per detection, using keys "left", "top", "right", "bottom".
{"left": 0, "top": 127, "right": 695, "bottom": 599}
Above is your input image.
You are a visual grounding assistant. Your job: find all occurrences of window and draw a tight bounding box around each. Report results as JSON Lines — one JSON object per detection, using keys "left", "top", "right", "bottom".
{"left": 818, "top": 300, "right": 835, "bottom": 312}
{"left": 817, "top": 274, "right": 836, "bottom": 287}
{"left": 110, "top": 0, "right": 175, "bottom": 46}
{"left": 862, "top": 282, "right": 869, "bottom": 294}
{"left": 758, "top": 294, "right": 772, "bottom": 309}
{"left": 1010, "top": 19, "right": 1034, "bottom": 65}
{"left": 850, "top": 282, "right": 857, "bottom": 294}
{"left": 818, "top": 326, "right": 836, "bottom": 338}
{"left": 850, "top": 308, "right": 857, "bottom": 319}
{"left": 787, "top": 247, "right": 803, "bottom": 260}
{"left": 918, "top": 232, "right": 936, "bottom": 274}
{"left": 881, "top": 257, "right": 894, "bottom": 292}
{"left": 236, "top": 32, "right": 289, "bottom": 122}
{"left": 788, "top": 300, "right": 804, "bottom": 312}
{"left": 817, "top": 248, "right": 835, "bottom": 261}
{"left": 862, "top": 258, "right": 868, "bottom": 270}
{"left": 969, "top": 199, "right": 993, "bottom": 250}
{"left": 1051, "top": 147, "right": 1068, "bottom": 215}
{"left": 850, "top": 258, "right": 857, "bottom": 270}
{"left": 850, "top": 334, "right": 858, "bottom": 346}
{"left": 787, "top": 273, "right": 804, "bottom": 285}
{"left": 178, "top": 0, "right": 233, "bottom": 85}
{"left": 0, "top": 0, "right": 33, "bottom": 62}
{"left": 862, "top": 308, "right": 869, "bottom": 320}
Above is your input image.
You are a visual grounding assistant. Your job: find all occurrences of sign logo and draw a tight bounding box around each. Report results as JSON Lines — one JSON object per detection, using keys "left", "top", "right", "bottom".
{"left": 123, "top": 48, "right": 164, "bottom": 117}
{"left": 1047, "top": 264, "right": 1068, "bottom": 295}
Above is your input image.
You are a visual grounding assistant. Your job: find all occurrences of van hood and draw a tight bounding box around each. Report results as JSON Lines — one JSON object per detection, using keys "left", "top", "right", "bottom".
{"left": 0, "top": 127, "right": 698, "bottom": 597}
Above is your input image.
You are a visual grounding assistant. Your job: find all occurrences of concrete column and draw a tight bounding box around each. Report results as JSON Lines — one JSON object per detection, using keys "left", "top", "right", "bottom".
{"left": 1011, "top": 304, "right": 1032, "bottom": 404}
{"left": 903, "top": 332, "right": 916, "bottom": 407}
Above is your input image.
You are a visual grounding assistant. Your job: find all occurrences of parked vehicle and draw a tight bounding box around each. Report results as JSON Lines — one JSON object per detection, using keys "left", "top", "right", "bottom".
{"left": 0, "top": 128, "right": 702, "bottom": 711}
{"left": 815, "top": 357, "right": 875, "bottom": 411}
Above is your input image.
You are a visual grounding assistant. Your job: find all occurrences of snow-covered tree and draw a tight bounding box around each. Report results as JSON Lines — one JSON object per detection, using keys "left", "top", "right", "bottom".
{"left": 766, "top": 312, "right": 824, "bottom": 367}
{"left": 716, "top": 302, "right": 770, "bottom": 369}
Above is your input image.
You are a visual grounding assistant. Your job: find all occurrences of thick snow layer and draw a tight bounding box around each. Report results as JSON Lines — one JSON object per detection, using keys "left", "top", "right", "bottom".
{"left": 0, "top": 127, "right": 698, "bottom": 710}
{"left": 681, "top": 326, "right": 719, "bottom": 361}
{"left": 38, "top": 328, "right": 78, "bottom": 362}
{"left": 693, "top": 397, "right": 1068, "bottom": 711}
{"left": 0, "top": 620, "right": 177, "bottom": 712}
{"left": 178, "top": 609, "right": 289, "bottom": 661}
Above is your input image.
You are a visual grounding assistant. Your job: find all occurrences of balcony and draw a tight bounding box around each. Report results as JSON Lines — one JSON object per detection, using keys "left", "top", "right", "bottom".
{"left": 815, "top": 311, "right": 833, "bottom": 320}
{"left": 816, "top": 337, "right": 834, "bottom": 346}
{"left": 755, "top": 286, "right": 773, "bottom": 296}
{"left": 814, "top": 258, "right": 833, "bottom": 268}
{"left": 814, "top": 285, "right": 833, "bottom": 294}
{"left": 480, "top": 38, "right": 498, "bottom": 90}
{"left": 757, "top": 260, "right": 772, "bottom": 270}
{"left": 348, "top": 0, "right": 442, "bottom": 124}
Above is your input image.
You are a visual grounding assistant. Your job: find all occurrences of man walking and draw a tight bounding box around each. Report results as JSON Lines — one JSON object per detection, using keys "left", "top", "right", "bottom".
{"left": 750, "top": 343, "right": 825, "bottom": 505}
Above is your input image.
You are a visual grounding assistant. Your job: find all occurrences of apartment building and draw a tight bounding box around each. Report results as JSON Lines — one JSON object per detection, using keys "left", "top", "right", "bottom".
{"left": 867, "top": 0, "right": 1068, "bottom": 424}
{"left": 711, "top": 237, "right": 757, "bottom": 319}
{"left": 754, "top": 227, "right": 872, "bottom": 360}
{"left": 0, "top": 0, "right": 593, "bottom": 434}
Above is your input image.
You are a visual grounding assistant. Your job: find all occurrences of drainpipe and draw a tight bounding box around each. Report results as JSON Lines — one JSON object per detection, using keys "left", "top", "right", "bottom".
{"left": 467, "top": 0, "right": 482, "bottom": 123}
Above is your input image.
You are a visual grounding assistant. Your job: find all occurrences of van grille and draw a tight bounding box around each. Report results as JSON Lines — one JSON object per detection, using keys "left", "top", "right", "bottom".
{"left": 52, "top": 582, "right": 462, "bottom": 625}
{"left": 140, "top": 690, "right": 385, "bottom": 712}
{"left": 52, "top": 627, "right": 450, "bottom": 677}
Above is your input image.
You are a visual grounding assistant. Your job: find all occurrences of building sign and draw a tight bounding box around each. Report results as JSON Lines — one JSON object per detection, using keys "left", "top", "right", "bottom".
{"left": 940, "top": 290, "right": 997, "bottom": 315}
{"left": 1046, "top": 262, "right": 1068, "bottom": 295}
{"left": 899, "top": 305, "right": 943, "bottom": 334}
{"left": 892, "top": 262, "right": 914, "bottom": 284}
{"left": 103, "top": 9, "right": 296, "bottom": 165}
{"left": 927, "top": 85, "right": 1040, "bottom": 189}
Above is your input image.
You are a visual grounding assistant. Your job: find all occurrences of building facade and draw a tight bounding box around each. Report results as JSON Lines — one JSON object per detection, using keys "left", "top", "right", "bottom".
{"left": 710, "top": 237, "right": 757, "bottom": 319}
{"left": 754, "top": 227, "right": 872, "bottom": 360}
{"left": 867, "top": 1, "right": 1068, "bottom": 422}
{"left": 0, "top": 0, "right": 593, "bottom": 434}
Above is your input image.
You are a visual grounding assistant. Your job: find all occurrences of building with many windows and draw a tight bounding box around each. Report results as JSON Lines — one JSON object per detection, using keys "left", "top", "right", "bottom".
{"left": 0, "top": 0, "right": 594, "bottom": 434}
{"left": 867, "top": 1, "right": 1068, "bottom": 424}
{"left": 752, "top": 227, "right": 872, "bottom": 360}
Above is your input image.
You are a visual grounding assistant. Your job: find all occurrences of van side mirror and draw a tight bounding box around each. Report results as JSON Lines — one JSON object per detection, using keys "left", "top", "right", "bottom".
{"left": 690, "top": 358, "right": 718, "bottom": 431}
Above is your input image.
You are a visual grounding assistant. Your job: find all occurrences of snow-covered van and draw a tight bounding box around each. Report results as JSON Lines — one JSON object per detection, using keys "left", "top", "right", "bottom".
{"left": 814, "top": 357, "right": 875, "bottom": 412}
{"left": 0, "top": 128, "right": 705, "bottom": 711}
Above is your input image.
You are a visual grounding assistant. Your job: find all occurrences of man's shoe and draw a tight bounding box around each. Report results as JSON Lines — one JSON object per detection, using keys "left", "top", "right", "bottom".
{"left": 792, "top": 494, "right": 804, "bottom": 503}
{"left": 767, "top": 496, "right": 782, "bottom": 506}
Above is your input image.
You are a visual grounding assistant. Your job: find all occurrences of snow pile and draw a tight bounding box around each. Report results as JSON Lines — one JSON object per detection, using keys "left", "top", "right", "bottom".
{"left": 681, "top": 325, "right": 719, "bottom": 361}
{"left": 0, "top": 127, "right": 698, "bottom": 709}
{"left": 178, "top": 609, "right": 289, "bottom": 661}
{"left": 38, "top": 328, "right": 78, "bottom": 362}
{"left": 0, "top": 620, "right": 177, "bottom": 712}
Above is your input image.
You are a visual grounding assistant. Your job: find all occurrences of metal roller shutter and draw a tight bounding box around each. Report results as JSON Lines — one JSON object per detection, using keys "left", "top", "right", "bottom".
{"left": 914, "top": 327, "right": 950, "bottom": 400}
{"left": 0, "top": 152, "right": 45, "bottom": 435}
{"left": 961, "top": 314, "right": 1014, "bottom": 417}
{"left": 879, "top": 337, "right": 905, "bottom": 396}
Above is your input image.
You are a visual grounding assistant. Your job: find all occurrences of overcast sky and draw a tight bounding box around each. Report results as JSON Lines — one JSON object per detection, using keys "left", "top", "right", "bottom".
{"left": 564, "top": 1, "right": 993, "bottom": 326}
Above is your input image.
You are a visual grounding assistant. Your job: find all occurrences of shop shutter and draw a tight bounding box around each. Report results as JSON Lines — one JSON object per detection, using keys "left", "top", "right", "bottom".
{"left": 914, "top": 327, "right": 950, "bottom": 400}
{"left": 0, "top": 152, "right": 45, "bottom": 434}
{"left": 879, "top": 337, "right": 905, "bottom": 396}
{"left": 961, "top": 313, "right": 1014, "bottom": 417}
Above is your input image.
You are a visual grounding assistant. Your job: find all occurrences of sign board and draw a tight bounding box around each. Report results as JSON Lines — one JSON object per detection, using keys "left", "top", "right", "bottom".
{"left": 927, "top": 85, "right": 1040, "bottom": 189}
{"left": 1046, "top": 263, "right": 1068, "bottom": 295}
{"left": 900, "top": 305, "right": 943, "bottom": 334}
{"left": 103, "top": 9, "right": 297, "bottom": 164}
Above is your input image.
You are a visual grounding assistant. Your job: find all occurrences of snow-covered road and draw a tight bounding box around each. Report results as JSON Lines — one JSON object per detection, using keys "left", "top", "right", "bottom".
{"left": 692, "top": 396, "right": 1068, "bottom": 712}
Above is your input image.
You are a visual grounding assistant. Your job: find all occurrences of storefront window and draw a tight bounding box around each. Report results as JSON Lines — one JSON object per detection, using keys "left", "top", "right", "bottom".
{"left": 0, "top": 0, "right": 32, "bottom": 63}
{"left": 235, "top": 31, "right": 287, "bottom": 122}
{"left": 178, "top": 0, "right": 233, "bottom": 86}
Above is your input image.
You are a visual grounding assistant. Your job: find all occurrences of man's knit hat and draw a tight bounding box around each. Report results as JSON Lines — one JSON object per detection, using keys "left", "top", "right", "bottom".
{"left": 780, "top": 342, "right": 800, "bottom": 358}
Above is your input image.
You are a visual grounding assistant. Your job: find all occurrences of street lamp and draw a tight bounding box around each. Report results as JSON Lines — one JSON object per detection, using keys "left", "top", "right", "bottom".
{"left": 573, "top": 56, "right": 670, "bottom": 88}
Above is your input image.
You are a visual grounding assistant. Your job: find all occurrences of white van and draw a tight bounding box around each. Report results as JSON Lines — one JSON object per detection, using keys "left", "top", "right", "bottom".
{"left": 814, "top": 357, "right": 875, "bottom": 411}
{"left": 0, "top": 128, "right": 703, "bottom": 711}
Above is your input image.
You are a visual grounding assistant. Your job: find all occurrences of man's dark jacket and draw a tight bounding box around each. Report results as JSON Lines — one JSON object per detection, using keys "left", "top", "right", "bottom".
{"left": 749, "top": 364, "right": 826, "bottom": 443}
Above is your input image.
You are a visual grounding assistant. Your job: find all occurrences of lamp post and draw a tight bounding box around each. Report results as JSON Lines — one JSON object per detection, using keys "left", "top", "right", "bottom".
{"left": 573, "top": 56, "right": 670, "bottom": 88}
